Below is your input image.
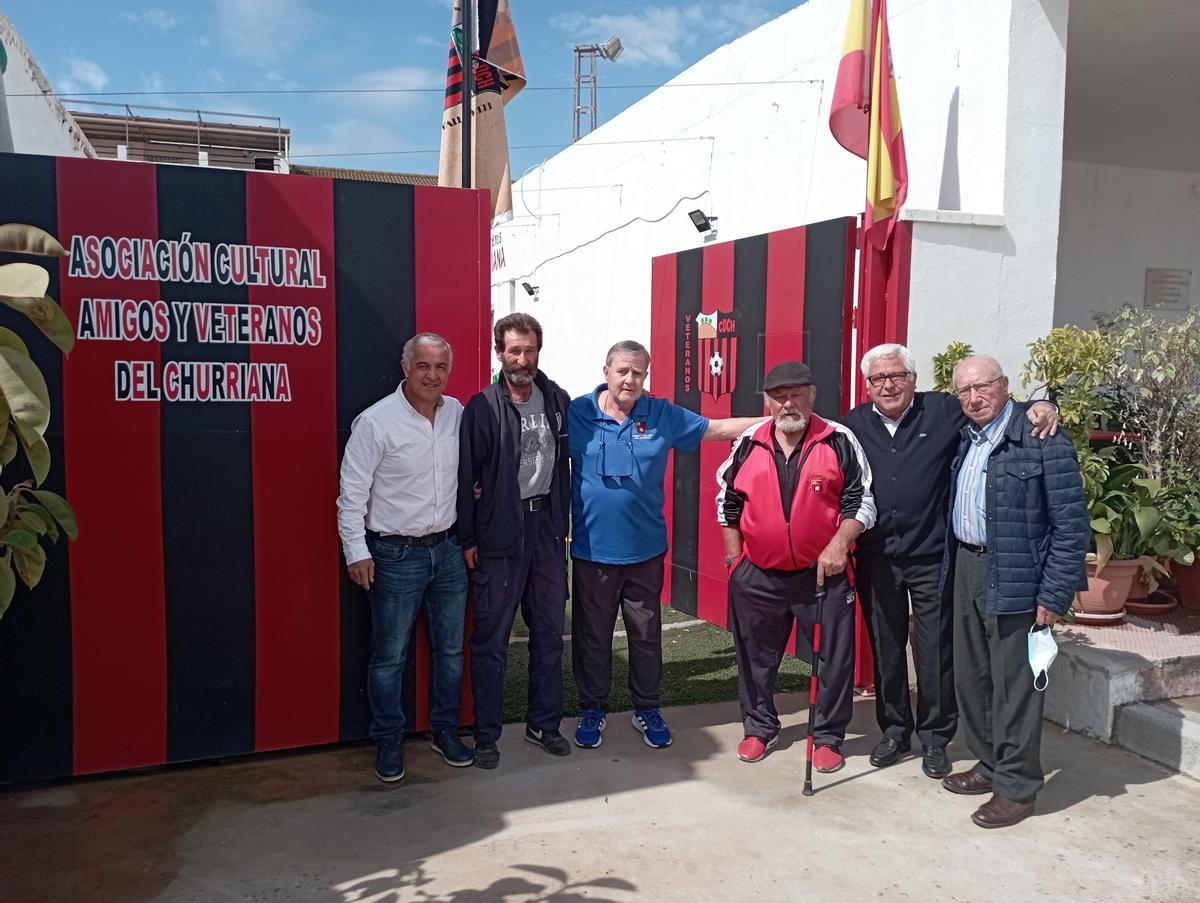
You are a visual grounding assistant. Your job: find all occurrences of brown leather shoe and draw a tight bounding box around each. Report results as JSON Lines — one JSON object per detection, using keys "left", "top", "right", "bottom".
{"left": 941, "top": 767, "right": 993, "bottom": 795}
{"left": 971, "top": 794, "right": 1035, "bottom": 829}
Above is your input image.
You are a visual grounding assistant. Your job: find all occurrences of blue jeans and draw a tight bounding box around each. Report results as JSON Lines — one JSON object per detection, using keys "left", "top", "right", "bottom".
{"left": 366, "top": 535, "right": 468, "bottom": 740}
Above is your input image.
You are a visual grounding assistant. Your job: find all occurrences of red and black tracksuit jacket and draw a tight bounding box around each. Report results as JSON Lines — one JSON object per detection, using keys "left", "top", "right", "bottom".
{"left": 716, "top": 415, "right": 877, "bottom": 569}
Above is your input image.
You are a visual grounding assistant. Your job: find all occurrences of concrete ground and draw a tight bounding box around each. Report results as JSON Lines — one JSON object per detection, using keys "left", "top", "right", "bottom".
{"left": 3, "top": 695, "right": 1198, "bottom": 903}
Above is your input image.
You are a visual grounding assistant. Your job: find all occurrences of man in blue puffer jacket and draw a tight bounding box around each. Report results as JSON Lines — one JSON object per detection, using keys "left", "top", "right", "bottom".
{"left": 939, "top": 355, "right": 1088, "bottom": 829}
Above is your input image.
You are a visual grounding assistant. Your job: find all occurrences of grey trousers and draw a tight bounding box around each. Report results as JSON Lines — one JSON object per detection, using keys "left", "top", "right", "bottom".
{"left": 571, "top": 554, "right": 665, "bottom": 711}
{"left": 953, "top": 545, "right": 1045, "bottom": 802}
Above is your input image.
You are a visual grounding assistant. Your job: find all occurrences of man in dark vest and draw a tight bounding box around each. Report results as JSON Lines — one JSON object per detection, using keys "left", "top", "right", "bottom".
{"left": 457, "top": 313, "right": 572, "bottom": 769}
{"left": 842, "top": 344, "right": 1057, "bottom": 780}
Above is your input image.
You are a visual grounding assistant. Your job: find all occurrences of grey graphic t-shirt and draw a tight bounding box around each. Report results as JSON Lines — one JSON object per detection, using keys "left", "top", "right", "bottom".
{"left": 513, "top": 384, "right": 555, "bottom": 499}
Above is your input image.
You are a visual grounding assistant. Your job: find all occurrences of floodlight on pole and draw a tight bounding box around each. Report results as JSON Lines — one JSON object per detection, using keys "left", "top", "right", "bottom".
{"left": 573, "top": 34, "right": 623, "bottom": 142}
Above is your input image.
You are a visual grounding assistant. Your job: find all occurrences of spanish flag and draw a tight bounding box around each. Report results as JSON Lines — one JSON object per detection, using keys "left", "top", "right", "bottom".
{"left": 829, "top": 0, "right": 908, "bottom": 249}
{"left": 438, "top": 0, "right": 526, "bottom": 221}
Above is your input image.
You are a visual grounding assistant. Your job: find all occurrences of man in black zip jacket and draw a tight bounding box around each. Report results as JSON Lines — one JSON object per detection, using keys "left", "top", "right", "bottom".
{"left": 842, "top": 344, "right": 1056, "bottom": 780}
{"left": 457, "top": 313, "right": 572, "bottom": 769}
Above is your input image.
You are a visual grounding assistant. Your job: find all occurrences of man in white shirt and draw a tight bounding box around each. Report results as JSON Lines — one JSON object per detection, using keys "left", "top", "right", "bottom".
{"left": 337, "top": 332, "right": 473, "bottom": 783}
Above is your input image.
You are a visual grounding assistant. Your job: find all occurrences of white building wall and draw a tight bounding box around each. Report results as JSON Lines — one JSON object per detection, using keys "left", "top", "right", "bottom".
{"left": 493, "top": 0, "right": 1064, "bottom": 397}
{"left": 0, "top": 14, "right": 94, "bottom": 158}
{"left": 1055, "top": 160, "right": 1200, "bottom": 325}
{"left": 907, "top": 0, "right": 1070, "bottom": 388}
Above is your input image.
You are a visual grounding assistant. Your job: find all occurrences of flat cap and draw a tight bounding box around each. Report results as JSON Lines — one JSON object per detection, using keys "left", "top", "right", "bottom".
{"left": 762, "top": 360, "right": 814, "bottom": 391}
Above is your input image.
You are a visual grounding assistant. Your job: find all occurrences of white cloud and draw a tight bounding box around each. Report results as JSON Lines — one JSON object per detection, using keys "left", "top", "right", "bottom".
{"left": 336, "top": 66, "right": 442, "bottom": 114}
{"left": 551, "top": 4, "right": 778, "bottom": 68}
{"left": 216, "top": 0, "right": 317, "bottom": 65}
{"left": 58, "top": 57, "right": 110, "bottom": 94}
{"left": 120, "top": 7, "right": 179, "bottom": 31}
{"left": 415, "top": 33, "right": 444, "bottom": 48}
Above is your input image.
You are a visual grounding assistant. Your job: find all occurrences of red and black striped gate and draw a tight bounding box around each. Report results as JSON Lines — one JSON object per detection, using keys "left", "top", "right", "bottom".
{"left": 0, "top": 154, "right": 490, "bottom": 783}
{"left": 650, "top": 217, "right": 857, "bottom": 654}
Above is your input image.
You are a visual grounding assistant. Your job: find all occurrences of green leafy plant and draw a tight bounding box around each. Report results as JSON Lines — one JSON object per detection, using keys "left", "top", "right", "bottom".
{"left": 1096, "top": 305, "right": 1200, "bottom": 483}
{"left": 1023, "top": 325, "right": 1121, "bottom": 452}
{"left": 931, "top": 341, "right": 973, "bottom": 392}
{"left": 0, "top": 224, "right": 77, "bottom": 619}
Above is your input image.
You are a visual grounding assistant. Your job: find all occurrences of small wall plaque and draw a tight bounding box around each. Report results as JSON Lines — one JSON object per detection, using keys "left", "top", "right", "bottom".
{"left": 1144, "top": 268, "right": 1192, "bottom": 310}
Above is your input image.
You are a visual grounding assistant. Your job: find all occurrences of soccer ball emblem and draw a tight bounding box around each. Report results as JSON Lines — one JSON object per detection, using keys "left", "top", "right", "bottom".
{"left": 709, "top": 350, "right": 723, "bottom": 377}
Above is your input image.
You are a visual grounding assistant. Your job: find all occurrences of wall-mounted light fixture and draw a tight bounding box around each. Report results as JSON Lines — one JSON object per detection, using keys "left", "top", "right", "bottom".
{"left": 688, "top": 209, "right": 718, "bottom": 233}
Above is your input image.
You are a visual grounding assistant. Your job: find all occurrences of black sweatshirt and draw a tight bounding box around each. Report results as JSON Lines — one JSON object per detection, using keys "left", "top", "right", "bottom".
{"left": 842, "top": 391, "right": 968, "bottom": 560}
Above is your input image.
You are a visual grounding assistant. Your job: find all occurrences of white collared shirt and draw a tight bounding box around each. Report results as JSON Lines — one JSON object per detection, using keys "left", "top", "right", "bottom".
{"left": 337, "top": 381, "right": 462, "bottom": 564}
{"left": 873, "top": 400, "right": 914, "bottom": 436}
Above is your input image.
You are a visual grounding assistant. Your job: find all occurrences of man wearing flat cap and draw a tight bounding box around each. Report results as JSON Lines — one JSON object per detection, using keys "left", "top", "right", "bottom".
{"left": 716, "top": 361, "right": 876, "bottom": 769}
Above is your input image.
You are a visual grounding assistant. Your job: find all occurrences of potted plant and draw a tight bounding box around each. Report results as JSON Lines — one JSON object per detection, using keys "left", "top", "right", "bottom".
{"left": 1072, "top": 449, "right": 1160, "bottom": 623}
{"left": 1095, "top": 305, "right": 1200, "bottom": 610}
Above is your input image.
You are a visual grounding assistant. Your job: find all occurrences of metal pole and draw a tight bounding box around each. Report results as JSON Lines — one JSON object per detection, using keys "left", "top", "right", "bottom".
{"left": 461, "top": 0, "right": 474, "bottom": 189}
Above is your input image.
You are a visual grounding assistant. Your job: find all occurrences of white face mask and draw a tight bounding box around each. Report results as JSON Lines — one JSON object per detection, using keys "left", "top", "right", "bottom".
{"left": 1028, "top": 625, "right": 1058, "bottom": 691}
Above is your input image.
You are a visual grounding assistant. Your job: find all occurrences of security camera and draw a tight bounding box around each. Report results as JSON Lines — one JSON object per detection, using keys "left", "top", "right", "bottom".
{"left": 521, "top": 282, "right": 538, "bottom": 296}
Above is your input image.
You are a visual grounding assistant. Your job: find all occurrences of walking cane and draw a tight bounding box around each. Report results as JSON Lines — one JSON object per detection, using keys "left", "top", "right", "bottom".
{"left": 802, "top": 579, "right": 826, "bottom": 797}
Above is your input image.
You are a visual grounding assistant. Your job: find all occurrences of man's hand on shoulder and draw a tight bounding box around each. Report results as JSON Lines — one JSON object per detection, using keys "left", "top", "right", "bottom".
{"left": 1027, "top": 401, "right": 1059, "bottom": 439}
{"left": 347, "top": 558, "right": 374, "bottom": 590}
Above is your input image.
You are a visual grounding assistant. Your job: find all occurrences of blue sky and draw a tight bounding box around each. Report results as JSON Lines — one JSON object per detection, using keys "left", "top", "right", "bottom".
{"left": 4, "top": 1, "right": 803, "bottom": 175}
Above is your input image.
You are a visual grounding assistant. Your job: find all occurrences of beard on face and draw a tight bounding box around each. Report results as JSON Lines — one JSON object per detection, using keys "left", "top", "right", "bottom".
{"left": 775, "top": 412, "right": 808, "bottom": 434}
{"left": 504, "top": 360, "right": 537, "bottom": 385}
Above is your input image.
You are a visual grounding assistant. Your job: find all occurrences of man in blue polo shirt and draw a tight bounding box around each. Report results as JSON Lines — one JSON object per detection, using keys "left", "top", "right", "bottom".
{"left": 569, "top": 339, "right": 765, "bottom": 750}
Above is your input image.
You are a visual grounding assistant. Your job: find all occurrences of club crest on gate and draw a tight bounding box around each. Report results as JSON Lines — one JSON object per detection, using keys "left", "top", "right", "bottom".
{"left": 681, "top": 308, "right": 740, "bottom": 400}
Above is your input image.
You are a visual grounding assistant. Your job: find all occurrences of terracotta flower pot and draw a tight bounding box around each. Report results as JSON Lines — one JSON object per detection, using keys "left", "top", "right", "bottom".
{"left": 1176, "top": 562, "right": 1200, "bottom": 611}
{"left": 1074, "top": 559, "right": 1138, "bottom": 625}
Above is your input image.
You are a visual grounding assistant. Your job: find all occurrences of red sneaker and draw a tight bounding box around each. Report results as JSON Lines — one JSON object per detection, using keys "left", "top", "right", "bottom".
{"left": 736, "top": 735, "right": 779, "bottom": 763}
{"left": 812, "top": 745, "right": 845, "bottom": 773}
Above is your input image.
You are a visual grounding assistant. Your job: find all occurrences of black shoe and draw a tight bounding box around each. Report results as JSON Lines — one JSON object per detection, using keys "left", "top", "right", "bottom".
{"left": 525, "top": 726, "right": 572, "bottom": 757}
{"left": 869, "top": 736, "right": 909, "bottom": 768}
{"left": 473, "top": 742, "right": 500, "bottom": 770}
{"left": 374, "top": 737, "right": 405, "bottom": 783}
{"left": 922, "top": 745, "right": 952, "bottom": 779}
{"left": 430, "top": 729, "right": 474, "bottom": 767}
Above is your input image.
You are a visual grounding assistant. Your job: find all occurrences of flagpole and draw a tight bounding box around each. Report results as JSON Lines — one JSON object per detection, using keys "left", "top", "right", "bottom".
{"left": 461, "top": 0, "right": 474, "bottom": 189}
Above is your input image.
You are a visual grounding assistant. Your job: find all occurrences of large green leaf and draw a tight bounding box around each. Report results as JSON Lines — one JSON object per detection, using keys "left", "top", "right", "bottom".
{"left": 31, "top": 490, "right": 77, "bottom": 540}
{"left": 0, "top": 295, "right": 75, "bottom": 354}
{"left": 0, "top": 327, "right": 29, "bottom": 356}
{"left": 0, "top": 562, "right": 14, "bottom": 620}
{"left": 13, "top": 544, "right": 46, "bottom": 589}
{"left": 20, "top": 435, "right": 50, "bottom": 486}
{"left": 0, "top": 430, "right": 16, "bottom": 465}
{"left": 2, "top": 528, "right": 38, "bottom": 550}
{"left": 0, "top": 262, "right": 49, "bottom": 300}
{"left": 0, "top": 224, "right": 67, "bottom": 257}
{"left": 16, "top": 510, "right": 47, "bottom": 535}
{"left": 19, "top": 500, "right": 59, "bottom": 541}
{"left": 0, "top": 345, "right": 50, "bottom": 436}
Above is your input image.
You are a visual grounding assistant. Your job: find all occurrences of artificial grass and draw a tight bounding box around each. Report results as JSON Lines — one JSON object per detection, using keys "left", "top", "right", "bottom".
{"left": 501, "top": 609, "right": 812, "bottom": 723}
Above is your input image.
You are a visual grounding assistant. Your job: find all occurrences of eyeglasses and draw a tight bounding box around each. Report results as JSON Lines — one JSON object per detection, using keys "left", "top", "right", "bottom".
{"left": 953, "top": 375, "right": 1005, "bottom": 399}
{"left": 866, "top": 371, "right": 911, "bottom": 388}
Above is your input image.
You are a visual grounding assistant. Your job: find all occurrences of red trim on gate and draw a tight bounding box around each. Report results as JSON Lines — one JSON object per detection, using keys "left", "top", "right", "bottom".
{"left": 764, "top": 227, "right": 808, "bottom": 656}
{"left": 764, "top": 226, "right": 807, "bottom": 373}
{"left": 697, "top": 241, "right": 734, "bottom": 626}
{"left": 649, "top": 254, "right": 678, "bottom": 607}
{"left": 58, "top": 158, "right": 168, "bottom": 774}
{"left": 413, "top": 185, "right": 491, "bottom": 729}
{"left": 246, "top": 173, "right": 341, "bottom": 751}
